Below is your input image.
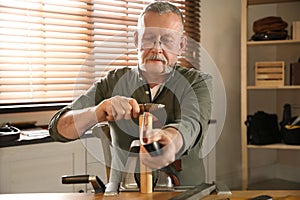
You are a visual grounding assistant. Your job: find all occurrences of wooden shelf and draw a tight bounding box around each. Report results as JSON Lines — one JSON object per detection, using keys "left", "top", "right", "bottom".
{"left": 248, "top": 143, "right": 300, "bottom": 150}
{"left": 241, "top": 0, "right": 300, "bottom": 190}
{"left": 247, "top": 85, "right": 300, "bottom": 89}
{"left": 247, "top": 39, "right": 300, "bottom": 46}
{"left": 248, "top": 0, "right": 300, "bottom": 5}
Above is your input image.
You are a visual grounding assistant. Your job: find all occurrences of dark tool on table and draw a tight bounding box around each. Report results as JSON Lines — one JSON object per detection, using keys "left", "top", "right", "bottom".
{"left": 0, "top": 124, "right": 21, "bottom": 143}
{"left": 62, "top": 174, "right": 106, "bottom": 193}
{"left": 169, "top": 181, "right": 231, "bottom": 200}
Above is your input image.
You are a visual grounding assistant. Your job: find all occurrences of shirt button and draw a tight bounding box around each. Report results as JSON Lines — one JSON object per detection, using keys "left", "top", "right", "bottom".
{"left": 145, "top": 91, "right": 149, "bottom": 95}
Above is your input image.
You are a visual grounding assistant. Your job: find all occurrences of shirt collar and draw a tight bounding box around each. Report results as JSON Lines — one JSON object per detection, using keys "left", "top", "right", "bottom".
{"left": 136, "top": 64, "right": 177, "bottom": 83}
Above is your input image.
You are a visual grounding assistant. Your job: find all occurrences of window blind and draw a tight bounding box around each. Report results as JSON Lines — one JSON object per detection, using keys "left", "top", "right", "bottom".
{"left": 0, "top": 0, "right": 201, "bottom": 109}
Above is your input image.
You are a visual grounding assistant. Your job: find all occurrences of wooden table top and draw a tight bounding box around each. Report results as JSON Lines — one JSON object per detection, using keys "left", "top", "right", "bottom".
{"left": 1, "top": 190, "right": 300, "bottom": 200}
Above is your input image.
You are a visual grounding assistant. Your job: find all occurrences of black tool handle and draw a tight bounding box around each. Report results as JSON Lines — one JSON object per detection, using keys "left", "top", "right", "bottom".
{"left": 62, "top": 174, "right": 106, "bottom": 193}
{"left": 62, "top": 175, "right": 90, "bottom": 184}
{"left": 144, "top": 141, "right": 163, "bottom": 156}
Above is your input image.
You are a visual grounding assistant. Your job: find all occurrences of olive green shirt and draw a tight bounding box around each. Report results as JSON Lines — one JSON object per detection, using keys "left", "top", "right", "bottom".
{"left": 49, "top": 65, "right": 212, "bottom": 186}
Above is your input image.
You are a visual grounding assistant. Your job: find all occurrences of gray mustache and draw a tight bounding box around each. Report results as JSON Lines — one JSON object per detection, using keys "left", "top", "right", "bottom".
{"left": 146, "top": 54, "right": 166, "bottom": 62}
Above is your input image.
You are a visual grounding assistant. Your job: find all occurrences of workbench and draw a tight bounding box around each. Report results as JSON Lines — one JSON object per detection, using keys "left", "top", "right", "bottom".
{"left": 1, "top": 190, "right": 300, "bottom": 200}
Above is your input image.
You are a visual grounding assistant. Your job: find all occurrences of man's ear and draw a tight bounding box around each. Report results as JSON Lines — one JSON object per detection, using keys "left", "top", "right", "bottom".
{"left": 178, "top": 35, "right": 187, "bottom": 55}
{"left": 134, "top": 31, "right": 138, "bottom": 48}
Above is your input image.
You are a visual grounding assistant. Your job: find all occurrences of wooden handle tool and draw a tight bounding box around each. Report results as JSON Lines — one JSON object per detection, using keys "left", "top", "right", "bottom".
{"left": 139, "top": 112, "right": 153, "bottom": 193}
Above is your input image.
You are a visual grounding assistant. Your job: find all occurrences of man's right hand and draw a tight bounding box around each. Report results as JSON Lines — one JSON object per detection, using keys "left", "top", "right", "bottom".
{"left": 95, "top": 96, "right": 140, "bottom": 122}
{"left": 56, "top": 96, "right": 140, "bottom": 140}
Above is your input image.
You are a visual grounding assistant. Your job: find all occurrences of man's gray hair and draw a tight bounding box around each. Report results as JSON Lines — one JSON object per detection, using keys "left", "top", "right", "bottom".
{"left": 138, "top": 1, "right": 184, "bottom": 27}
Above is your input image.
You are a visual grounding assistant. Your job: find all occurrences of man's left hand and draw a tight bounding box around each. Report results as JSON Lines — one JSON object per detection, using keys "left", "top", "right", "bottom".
{"left": 139, "top": 127, "right": 183, "bottom": 169}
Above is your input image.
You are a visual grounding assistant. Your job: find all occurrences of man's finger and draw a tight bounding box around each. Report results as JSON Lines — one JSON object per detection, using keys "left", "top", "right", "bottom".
{"left": 129, "top": 98, "right": 140, "bottom": 118}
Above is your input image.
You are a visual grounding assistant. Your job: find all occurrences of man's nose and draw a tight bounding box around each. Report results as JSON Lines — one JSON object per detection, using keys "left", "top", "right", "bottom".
{"left": 151, "top": 41, "right": 163, "bottom": 53}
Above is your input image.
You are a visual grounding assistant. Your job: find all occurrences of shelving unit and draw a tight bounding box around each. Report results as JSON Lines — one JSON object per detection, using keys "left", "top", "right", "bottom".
{"left": 248, "top": 144, "right": 300, "bottom": 150}
{"left": 248, "top": 40, "right": 300, "bottom": 45}
{"left": 241, "top": 0, "right": 300, "bottom": 190}
{"left": 247, "top": 85, "right": 300, "bottom": 89}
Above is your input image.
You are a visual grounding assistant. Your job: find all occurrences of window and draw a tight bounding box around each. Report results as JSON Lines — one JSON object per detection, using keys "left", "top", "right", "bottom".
{"left": 0, "top": 0, "right": 201, "bottom": 112}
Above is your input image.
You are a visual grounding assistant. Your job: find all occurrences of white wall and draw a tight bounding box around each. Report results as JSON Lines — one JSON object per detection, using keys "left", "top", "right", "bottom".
{"left": 201, "top": 0, "right": 242, "bottom": 189}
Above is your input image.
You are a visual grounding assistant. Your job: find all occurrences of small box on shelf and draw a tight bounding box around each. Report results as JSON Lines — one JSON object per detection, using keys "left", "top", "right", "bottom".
{"left": 292, "top": 21, "right": 300, "bottom": 40}
{"left": 290, "top": 60, "right": 300, "bottom": 86}
{"left": 255, "top": 61, "right": 285, "bottom": 87}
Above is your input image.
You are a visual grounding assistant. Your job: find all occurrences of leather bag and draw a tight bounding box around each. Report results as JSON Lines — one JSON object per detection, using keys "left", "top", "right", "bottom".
{"left": 245, "top": 111, "right": 282, "bottom": 145}
{"left": 253, "top": 16, "right": 288, "bottom": 33}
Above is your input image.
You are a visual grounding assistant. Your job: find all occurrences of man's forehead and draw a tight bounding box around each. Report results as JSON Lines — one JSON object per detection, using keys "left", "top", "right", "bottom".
{"left": 140, "top": 11, "right": 182, "bottom": 31}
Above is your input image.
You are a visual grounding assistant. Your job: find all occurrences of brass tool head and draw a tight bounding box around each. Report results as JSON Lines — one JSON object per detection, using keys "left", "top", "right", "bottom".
{"left": 139, "top": 103, "right": 165, "bottom": 113}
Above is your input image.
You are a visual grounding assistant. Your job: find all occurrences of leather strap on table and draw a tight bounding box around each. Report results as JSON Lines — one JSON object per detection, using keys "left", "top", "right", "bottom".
{"left": 171, "top": 159, "right": 182, "bottom": 171}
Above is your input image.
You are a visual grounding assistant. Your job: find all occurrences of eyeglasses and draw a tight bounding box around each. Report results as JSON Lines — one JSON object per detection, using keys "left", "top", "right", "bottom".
{"left": 137, "top": 27, "right": 183, "bottom": 54}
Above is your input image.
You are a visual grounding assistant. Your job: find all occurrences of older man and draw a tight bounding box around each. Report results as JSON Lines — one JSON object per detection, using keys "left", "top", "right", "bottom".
{"left": 49, "top": 1, "right": 212, "bottom": 187}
